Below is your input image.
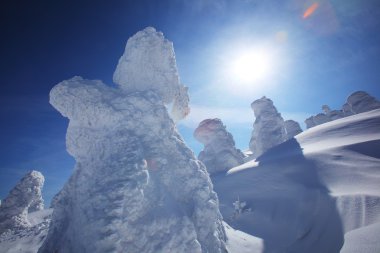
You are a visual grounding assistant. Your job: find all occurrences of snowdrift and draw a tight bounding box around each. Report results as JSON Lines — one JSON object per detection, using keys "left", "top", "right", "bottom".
{"left": 213, "top": 109, "right": 380, "bottom": 253}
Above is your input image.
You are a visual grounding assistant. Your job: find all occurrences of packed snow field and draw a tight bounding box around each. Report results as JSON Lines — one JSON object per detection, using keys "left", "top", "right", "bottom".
{"left": 1, "top": 27, "right": 380, "bottom": 253}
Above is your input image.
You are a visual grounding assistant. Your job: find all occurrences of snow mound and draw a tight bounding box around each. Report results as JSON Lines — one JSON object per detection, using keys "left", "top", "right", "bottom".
{"left": 0, "top": 171, "right": 44, "bottom": 235}
{"left": 39, "top": 27, "right": 226, "bottom": 253}
{"left": 212, "top": 109, "right": 380, "bottom": 253}
{"left": 194, "top": 118, "right": 245, "bottom": 174}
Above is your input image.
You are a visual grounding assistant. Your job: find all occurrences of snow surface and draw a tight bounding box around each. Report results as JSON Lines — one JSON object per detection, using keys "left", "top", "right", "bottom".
{"left": 213, "top": 109, "right": 380, "bottom": 253}
{"left": 0, "top": 214, "right": 255, "bottom": 253}
{"left": 0, "top": 209, "right": 52, "bottom": 253}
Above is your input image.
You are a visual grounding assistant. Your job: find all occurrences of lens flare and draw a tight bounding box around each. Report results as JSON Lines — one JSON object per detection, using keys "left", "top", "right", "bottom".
{"left": 231, "top": 50, "right": 272, "bottom": 83}
{"left": 303, "top": 2, "right": 319, "bottom": 19}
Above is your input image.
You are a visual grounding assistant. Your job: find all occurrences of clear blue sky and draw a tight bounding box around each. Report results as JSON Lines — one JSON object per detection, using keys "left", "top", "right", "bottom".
{"left": 1, "top": 0, "right": 380, "bottom": 205}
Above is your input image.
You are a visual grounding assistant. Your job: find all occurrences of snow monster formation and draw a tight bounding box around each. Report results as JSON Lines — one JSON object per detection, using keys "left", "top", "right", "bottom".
{"left": 305, "top": 91, "right": 380, "bottom": 129}
{"left": 346, "top": 90, "right": 380, "bottom": 114}
{"left": 38, "top": 27, "right": 226, "bottom": 253}
{"left": 0, "top": 170, "right": 44, "bottom": 234}
{"left": 249, "top": 96, "right": 287, "bottom": 158}
{"left": 284, "top": 120, "right": 302, "bottom": 140}
{"left": 194, "top": 119, "right": 245, "bottom": 175}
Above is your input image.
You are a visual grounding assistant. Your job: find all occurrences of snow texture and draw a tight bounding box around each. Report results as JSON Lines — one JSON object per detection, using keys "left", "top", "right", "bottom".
{"left": 39, "top": 27, "right": 226, "bottom": 253}
{"left": 213, "top": 108, "right": 380, "bottom": 253}
{"left": 305, "top": 91, "right": 380, "bottom": 129}
{"left": 0, "top": 171, "right": 44, "bottom": 235}
{"left": 194, "top": 119, "right": 245, "bottom": 175}
{"left": 249, "top": 96, "right": 287, "bottom": 158}
{"left": 113, "top": 27, "right": 190, "bottom": 121}
{"left": 284, "top": 119, "right": 302, "bottom": 140}
{"left": 0, "top": 209, "right": 52, "bottom": 253}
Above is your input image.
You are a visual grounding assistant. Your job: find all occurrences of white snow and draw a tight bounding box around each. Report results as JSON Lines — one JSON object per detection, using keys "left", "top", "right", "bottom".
{"left": 113, "top": 27, "right": 190, "bottom": 121}
{"left": 0, "top": 171, "right": 45, "bottom": 234}
{"left": 340, "top": 222, "right": 380, "bottom": 253}
{"left": 0, "top": 209, "right": 52, "bottom": 253}
{"left": 194, "top": 118, "right": 245, "bottom": 174}
{"left": 224, "top": 222, "right": 263, "bottom": 253}
{"left": 39, "top": 27, "right": 226, "bottom": 253}
{"left": 212, "top": 109, "right": 380, "bottom": 253}
{"left": 304, "top": 90, "right": 380, "bottom": 129}
{"left": 249, "top": 96, "right": 287, "bottom": 158}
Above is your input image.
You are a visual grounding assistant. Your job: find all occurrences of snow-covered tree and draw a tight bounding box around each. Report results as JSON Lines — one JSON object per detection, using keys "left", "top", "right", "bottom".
{"left": 249, "top": 96, "right": 287, "bottom": 158}
{"left": 39, "top": 27, "right": 226, "bottom": 253}
{"left": 0, "top": 170, "right": 44, "bottom": 234}
{"left": 194, "top": 118, "right": 245, "bottom": 174}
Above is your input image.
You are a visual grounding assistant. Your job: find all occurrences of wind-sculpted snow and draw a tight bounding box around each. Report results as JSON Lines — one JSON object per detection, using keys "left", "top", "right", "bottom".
{"left": 113, "top": 27, "right": 190, "bottom": 121}
{"left": 194, "top": 119, "right": 245, "bottom": 174}
{"left": 305, "top": 91, "right": 380, "bottom": 129}
{"left": 39, "top": 28, "right": 226, "bottom": 253}
{"left": 284, "top": 120, "right": 302, "bottom": 140}
{"left": 0, "top": 171, "right": 44, "bottom": 235}
{"left": 249, "top": 96, "right": 287, "bottom": 158}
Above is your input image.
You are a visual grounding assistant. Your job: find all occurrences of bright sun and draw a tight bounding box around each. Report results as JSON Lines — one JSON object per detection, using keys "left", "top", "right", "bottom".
{"left": 230, "top": 48, "right": 273, "bottom": 83}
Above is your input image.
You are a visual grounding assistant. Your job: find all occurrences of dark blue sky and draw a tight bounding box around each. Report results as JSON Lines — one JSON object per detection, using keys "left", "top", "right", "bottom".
{"left": 1, "top": 0, "right": 380, "bottom": 204}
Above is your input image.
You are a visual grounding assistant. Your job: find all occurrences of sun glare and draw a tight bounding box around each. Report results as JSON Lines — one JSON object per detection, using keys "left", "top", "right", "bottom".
{"left": 230, "top": 48, "right": 273, "bottom": 83}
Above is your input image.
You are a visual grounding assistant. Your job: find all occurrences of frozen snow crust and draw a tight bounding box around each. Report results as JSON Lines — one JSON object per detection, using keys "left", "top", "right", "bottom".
{"left": 38, "top": 27, "right": 226, "bottom": 253}
{"left": 0, "top": 171, "right": 44, "bottom": 235}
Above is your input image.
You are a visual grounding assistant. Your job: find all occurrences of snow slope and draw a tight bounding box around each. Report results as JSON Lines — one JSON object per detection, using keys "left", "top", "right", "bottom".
{"left": 213, "top": 109, "right": 380, "bottom": 253}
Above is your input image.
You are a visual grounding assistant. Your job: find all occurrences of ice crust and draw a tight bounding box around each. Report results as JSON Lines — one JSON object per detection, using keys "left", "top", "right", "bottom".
{"left": 0, "top": 171, "right": 44, "bottom": 235}
{"left": 39, "top": 28, "right": 226, "bottom": 253}
{"left": 194, "top": 119, "right": 245, "bottom": 174}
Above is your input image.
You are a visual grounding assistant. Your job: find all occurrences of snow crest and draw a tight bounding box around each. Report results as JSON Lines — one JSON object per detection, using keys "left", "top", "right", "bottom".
{"left": 39, "top": 28, "right": 226, "bottom": 253}
{"left": 0, "top": 171, "right": 44, "bottom": 235}
{"left": 194, "top": 119, "right": 245, "bottom": 174}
